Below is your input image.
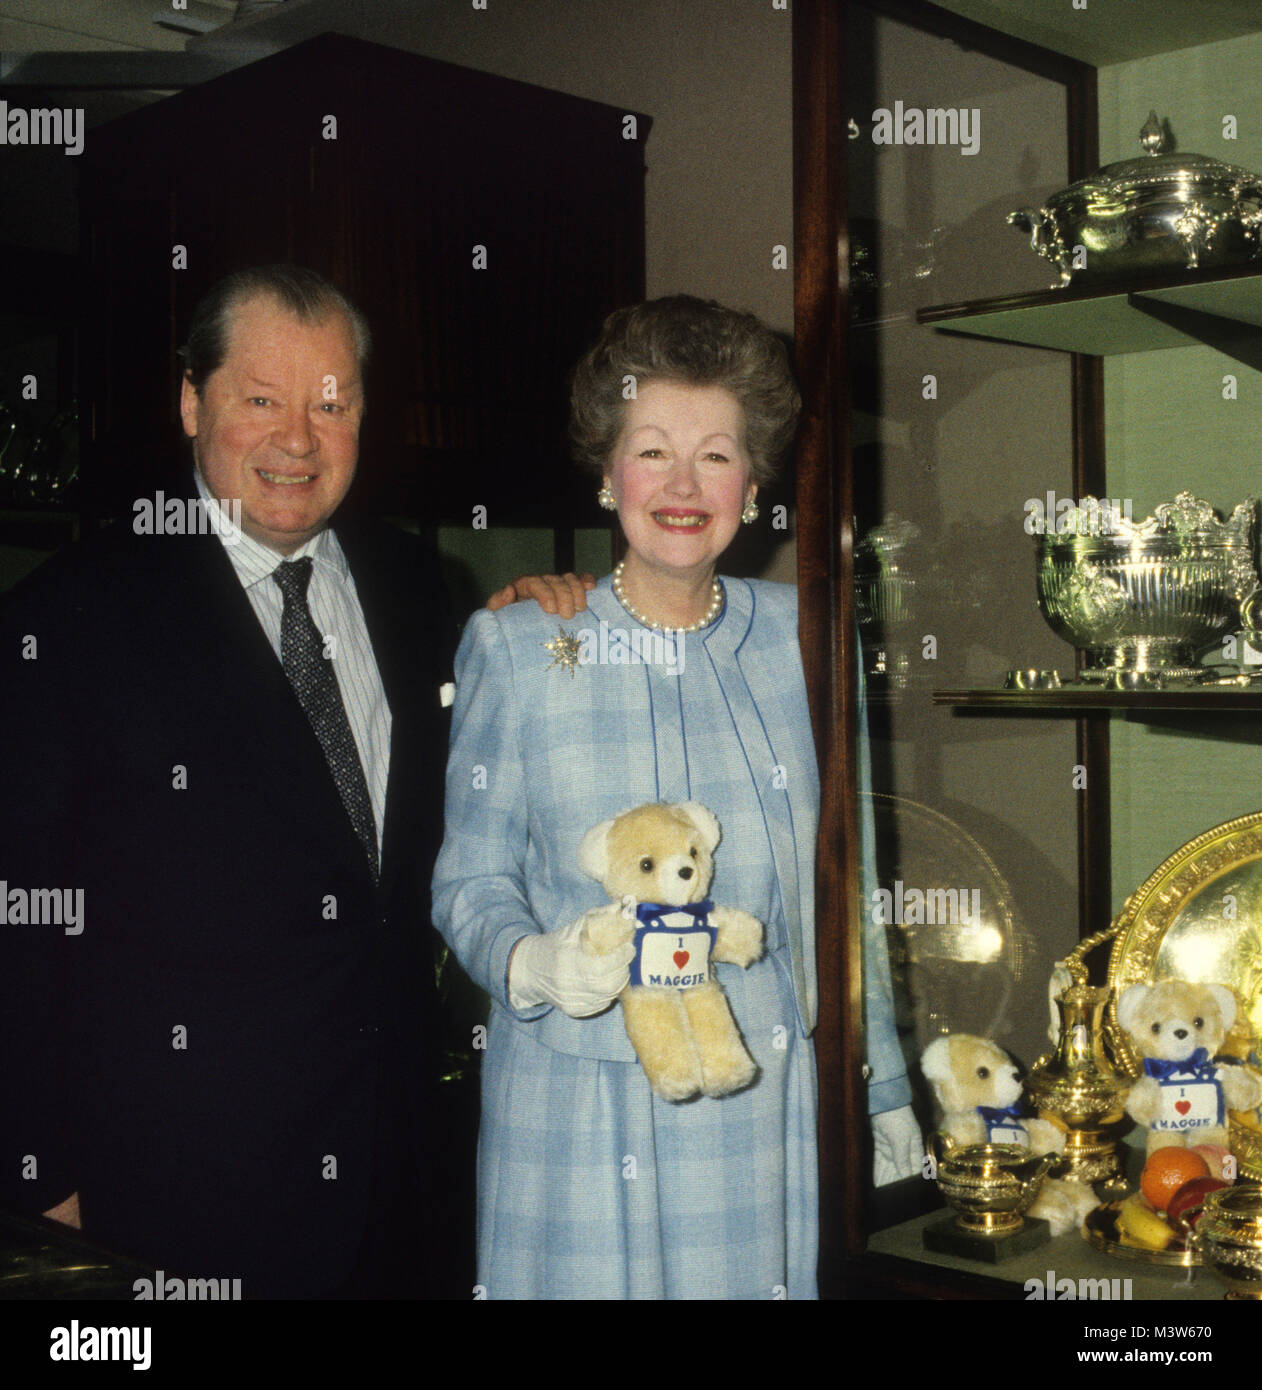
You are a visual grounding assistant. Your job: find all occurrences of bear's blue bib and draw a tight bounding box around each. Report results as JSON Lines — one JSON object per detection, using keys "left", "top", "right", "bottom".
{"left": 1144, "top": 1049, "right": 1225, "bottom": 1131}
{"left": 976, "top": 1104, "right": 1029, "bottom": 1147}
{"left": 630, "top": 900, "right": 718, "bottom": 990}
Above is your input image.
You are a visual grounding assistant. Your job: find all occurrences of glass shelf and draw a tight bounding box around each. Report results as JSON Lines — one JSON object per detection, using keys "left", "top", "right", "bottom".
{"left": 935, "top": 685, "right": 1262, "bottom": 710}
{"left": 917, "top": 263, "right": 1262, "bottom": 355}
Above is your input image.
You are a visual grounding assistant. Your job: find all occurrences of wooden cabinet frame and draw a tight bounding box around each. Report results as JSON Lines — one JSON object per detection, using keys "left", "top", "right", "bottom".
{"left": 791, "top": 0, "right": 1103, "bottom": 1295}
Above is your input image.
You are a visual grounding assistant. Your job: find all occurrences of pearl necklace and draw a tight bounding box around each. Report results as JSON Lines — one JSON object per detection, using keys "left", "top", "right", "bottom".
{"left": 611, "top": 561, "right": 724, "bottom": 633}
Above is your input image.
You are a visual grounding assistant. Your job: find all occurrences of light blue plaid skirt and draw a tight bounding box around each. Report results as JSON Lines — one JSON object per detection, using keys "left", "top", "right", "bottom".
{"left": 473, "top": 950, "right": 818, "bottom": 1300}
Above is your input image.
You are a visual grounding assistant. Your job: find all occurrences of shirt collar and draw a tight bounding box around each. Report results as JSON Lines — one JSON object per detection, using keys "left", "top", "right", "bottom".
{"left": 193, "top": 469, "right": 349, "bottom": 589}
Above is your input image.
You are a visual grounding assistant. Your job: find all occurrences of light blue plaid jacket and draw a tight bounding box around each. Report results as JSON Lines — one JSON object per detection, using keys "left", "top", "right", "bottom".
{"left": 432, "top": 575, "right": 910, "bottom": 1114}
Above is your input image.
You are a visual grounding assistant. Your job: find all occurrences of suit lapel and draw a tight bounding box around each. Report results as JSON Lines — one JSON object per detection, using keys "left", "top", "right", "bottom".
{"left": 171, "top": 526, "right": 380, "bottom": 889}
{"left": 335, "top": 518, "right": 446, "bottom": 896}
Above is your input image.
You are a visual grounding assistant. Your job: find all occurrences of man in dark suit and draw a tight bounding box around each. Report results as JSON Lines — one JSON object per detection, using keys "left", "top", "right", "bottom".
{"left": 0, "top": 265, "right": 587, "bottom": 1298}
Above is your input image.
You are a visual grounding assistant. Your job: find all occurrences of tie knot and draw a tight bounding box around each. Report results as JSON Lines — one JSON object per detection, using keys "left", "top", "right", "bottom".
{"left": 272, "top": 556, "right": 314, "bottom": 601}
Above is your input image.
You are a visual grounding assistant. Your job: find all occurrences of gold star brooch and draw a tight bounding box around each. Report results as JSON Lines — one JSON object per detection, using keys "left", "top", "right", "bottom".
{"left": 543, "top": 626, "right": 583, "bottom": 677}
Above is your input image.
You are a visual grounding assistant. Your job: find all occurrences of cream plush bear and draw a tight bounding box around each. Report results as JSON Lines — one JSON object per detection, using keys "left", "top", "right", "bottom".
{"left": 921, "top": 1033, "right": 1096, "bottom": 1237}
{"left": 1117, "top": 979, "right": 1262, "bottom": 1157}
{"left": 580, "top": 801, "right": 763, "bottom": 1101}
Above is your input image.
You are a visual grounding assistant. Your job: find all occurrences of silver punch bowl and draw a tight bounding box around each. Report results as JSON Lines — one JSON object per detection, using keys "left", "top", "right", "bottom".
{"left": 1035, "top": 493, "right": 1259, "bottom": 684}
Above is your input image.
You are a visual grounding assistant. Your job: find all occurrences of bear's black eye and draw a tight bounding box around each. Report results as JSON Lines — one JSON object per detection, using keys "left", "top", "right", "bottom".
{"left": 1193, "top": 1017, "right": 1204, "bottom": 1029}
{"left": 690, "top": 847, "right": 698, "bottom": 859}
{"left": 976, "top": 1066, "right": 989, "bottom": 1079}
{"left": 1151, "top": 1022, "right": 1161, "bottom": 1035}
{"left": 639, "top": 857, "right": 653, "bottom": 873}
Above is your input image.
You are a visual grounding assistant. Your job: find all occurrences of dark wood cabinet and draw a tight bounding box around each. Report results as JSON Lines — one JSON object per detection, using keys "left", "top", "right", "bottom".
{"left": 80, "top": 33, "right": 647, "bottom": 552}
{"left": 796, "top": 0, "right": 1262, "bottom": 1303}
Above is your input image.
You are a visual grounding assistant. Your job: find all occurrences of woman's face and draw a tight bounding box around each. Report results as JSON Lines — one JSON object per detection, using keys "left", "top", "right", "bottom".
{"left": 606, "top": 379, "right": 753, "bottom": 584}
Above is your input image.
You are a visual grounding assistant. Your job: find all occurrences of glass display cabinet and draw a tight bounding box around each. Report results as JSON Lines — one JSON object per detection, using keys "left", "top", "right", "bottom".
{"left": 795, "top": 0, "right": 1262, "bottom": 1298}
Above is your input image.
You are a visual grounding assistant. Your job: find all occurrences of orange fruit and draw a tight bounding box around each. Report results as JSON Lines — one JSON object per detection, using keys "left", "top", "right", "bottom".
{"left": 1140, "top": 1147, "right": 1210, "bottom": 1212}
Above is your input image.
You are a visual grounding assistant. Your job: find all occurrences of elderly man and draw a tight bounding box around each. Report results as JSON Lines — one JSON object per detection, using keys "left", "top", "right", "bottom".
{"left": 0, "top": 265, "right": 587, "bottom": 1298}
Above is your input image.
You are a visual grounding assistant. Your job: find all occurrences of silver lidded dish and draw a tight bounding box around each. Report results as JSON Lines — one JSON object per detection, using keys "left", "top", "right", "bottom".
{"left": 1035, "top": 492, "right": 1259, "bottom": 686}
{"left": 1010, "top": 112, "right": 1262, "bottom": 287}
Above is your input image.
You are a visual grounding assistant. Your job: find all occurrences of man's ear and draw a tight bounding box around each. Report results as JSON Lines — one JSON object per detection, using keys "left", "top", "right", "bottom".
{"left": 179, "top": 373, "right": 200, "bottom": 439}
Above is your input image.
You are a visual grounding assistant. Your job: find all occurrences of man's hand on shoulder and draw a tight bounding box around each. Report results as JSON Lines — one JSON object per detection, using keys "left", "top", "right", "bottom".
{"left": 486, "top": 572, "right": 595, "bottom": 619}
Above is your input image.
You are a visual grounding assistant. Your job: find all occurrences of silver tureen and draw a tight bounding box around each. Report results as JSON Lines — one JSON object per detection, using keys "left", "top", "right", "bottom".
{"left": 1010, "top": 112, "right": 1262, "bottom": 287}
{"left": 1035, "top": 492, "right": 1259, "bottom": 686}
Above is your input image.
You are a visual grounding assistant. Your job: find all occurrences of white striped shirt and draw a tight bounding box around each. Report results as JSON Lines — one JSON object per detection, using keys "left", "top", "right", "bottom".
{"left": 194, "top": 471, "right": 391, "bottom": 854}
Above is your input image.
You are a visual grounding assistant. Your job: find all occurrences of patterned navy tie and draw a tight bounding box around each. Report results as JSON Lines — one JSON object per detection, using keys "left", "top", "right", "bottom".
{"left": 272, "top": 557, "right": 379, "bottom": 882}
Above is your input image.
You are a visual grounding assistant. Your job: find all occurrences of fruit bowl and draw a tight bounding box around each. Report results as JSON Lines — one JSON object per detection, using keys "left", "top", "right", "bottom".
{"left": 1083, "top": 1199, "right": 1202, "bottom": 1267}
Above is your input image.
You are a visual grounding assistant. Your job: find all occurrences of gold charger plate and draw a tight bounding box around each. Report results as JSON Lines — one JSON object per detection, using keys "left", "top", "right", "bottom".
{"left": 1106, "top": 809, "right": 1262, "bottom": 1178}
{"left": 1083, "top": 1201, "right": 1200, "bottom": 1267}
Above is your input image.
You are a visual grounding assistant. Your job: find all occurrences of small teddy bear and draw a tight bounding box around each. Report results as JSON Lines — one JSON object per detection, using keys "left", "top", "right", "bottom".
{"left": 1117, "top": 979, "right": 1262, "bottom": 1157}
{"left": 921, "top": 1033, "right": 1096, "bottom": 1236}
{"left": 579, "top": 801, "right": 763, "bottom": 1101}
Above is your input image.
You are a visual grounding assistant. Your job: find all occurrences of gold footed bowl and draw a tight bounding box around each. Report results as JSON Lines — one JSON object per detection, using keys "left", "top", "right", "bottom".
{"left": 933, "top": 1135, "right": 1057, "bottom": 1236}
{"left": 1191, "top": 1184, "right": 1262, "bottom": 1299}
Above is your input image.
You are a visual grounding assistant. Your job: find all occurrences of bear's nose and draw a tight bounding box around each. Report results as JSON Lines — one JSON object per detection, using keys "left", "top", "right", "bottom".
{"left": 1173, "top": 1027, "right": 1188, "bottom": 1040}
{"left": 679, "top": 866, "right": 693, "bottom": 880}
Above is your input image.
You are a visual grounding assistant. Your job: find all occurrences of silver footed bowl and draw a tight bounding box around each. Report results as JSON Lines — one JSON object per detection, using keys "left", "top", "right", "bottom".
{"left": 1035, "top": 493, "right": 1259, "bottom": 684}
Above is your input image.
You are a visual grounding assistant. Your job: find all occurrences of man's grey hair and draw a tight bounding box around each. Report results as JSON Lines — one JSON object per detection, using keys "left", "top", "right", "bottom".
{"left": 179, "top": 264, "right": 372, "bottom": 392}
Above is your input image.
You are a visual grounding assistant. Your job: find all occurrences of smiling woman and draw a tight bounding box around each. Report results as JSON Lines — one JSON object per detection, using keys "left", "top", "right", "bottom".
{"left": 432, "top": 297, "right": 914, "bottom": 1300}
{"left": 605, "top": 379, "right": 751, "bottom": 630}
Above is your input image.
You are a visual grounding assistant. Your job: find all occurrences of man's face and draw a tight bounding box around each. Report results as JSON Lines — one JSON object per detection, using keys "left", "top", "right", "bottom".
{"left": 180, "top": 294, "right": 363, "bottom": 554}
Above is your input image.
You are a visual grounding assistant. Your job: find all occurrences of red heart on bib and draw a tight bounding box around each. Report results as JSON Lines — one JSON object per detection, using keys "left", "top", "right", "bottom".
{"left": 673, "top": 950, "right": 689, "bottom": 969}
{"left": 1175, "top": 1100, "right": 1191, "bottom": 1115}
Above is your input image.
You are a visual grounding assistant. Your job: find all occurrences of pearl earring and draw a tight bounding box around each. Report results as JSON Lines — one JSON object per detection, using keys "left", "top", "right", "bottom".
{"left": 597, "top": 484, "right": 616, "bottom": 511}
{"left": 741, "top": 497, "right": 759, "bottom": 525}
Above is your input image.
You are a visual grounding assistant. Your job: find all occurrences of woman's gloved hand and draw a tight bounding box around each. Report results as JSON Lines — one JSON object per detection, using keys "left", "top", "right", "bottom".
{"left": 508, "top": 914, "right": 634, "bottom": 1017}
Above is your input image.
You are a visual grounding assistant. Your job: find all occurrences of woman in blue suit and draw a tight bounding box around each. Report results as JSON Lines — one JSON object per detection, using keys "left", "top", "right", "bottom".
{"left": 433, "top": 297, "right": 915, "bottom": 1299}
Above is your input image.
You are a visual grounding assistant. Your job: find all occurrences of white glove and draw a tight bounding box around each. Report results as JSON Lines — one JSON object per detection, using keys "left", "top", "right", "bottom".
{"left": 508, "top": 915, "right": 634, "bottom": 1017}
{"left": 872, "top": 1104, "right": 923, "bottom": 1186}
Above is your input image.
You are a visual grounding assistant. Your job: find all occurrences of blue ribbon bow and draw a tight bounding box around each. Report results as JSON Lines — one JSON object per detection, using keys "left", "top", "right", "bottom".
{"left": 977, "top": 1103, "right": 1026, "bottom": 1133}
{"left": 1142, "top": 1047, "right": 1215, "bottom": 1082}
{"left": 635, "top": 899, "right": 714, "bottom": 930}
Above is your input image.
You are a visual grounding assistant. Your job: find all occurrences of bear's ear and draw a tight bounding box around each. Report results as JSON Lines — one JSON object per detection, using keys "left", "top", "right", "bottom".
{"left": 1117, "top": 983, "right": 1150, "bottom": 1036}
{"left": 676, "top": 801, "right": 721, "bottom": 853}
{"left": 1208, "top": 984, "right": 1238, "bottom": 1033}
{"left": 578, "top": 819, "right": 614, "bottom": 881}
{"left": 920, "top": 1036, "right": 955, "bottom": 1086}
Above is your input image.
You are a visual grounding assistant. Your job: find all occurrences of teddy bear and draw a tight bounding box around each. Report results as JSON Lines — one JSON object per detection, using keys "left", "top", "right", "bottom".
{"left": 579, "top": 800, "right": 763, "bottom": 1101}
{"left": 921, "top": 1033, "right": 1097, "bottom": 1236}
{"left": 1117, "top": 979, "right": 1262, "bottom": 1157}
